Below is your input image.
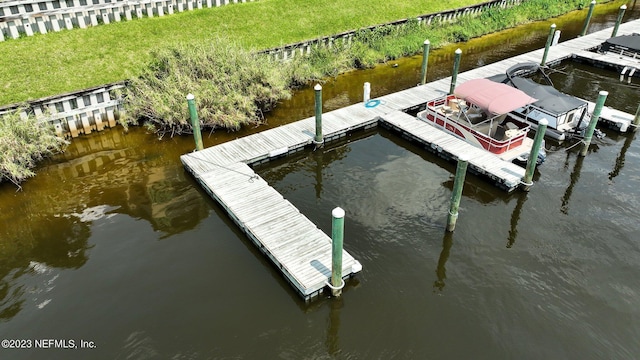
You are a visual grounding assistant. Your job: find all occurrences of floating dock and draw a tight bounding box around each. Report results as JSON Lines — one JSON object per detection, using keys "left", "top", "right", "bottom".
{"left": 182, "top": 19, "right": 640, "bottom": 300}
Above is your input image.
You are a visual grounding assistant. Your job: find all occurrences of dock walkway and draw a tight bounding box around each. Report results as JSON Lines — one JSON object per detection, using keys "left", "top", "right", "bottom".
{"left": 182, "top": 19, "right": 640, "bottom": 300}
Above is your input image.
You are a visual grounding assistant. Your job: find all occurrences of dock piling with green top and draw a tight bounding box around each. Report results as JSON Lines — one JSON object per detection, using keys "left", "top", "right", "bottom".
{"left": 521, "top": 118, "right": 548, "bottom": 191}
{"left": 541, "top": 24, "right": 556, "bottom": 67}
{"left": 611, "top": 5, "right": 627, "bottom": 38}
{"left": 581, "top": 91, "right": 608, "bottom": 156}
{"left": 580, "top": 0, "right": 596, "bottom": 36}
{"left": 446, "top": 155, "right": 469, "bottom": 232}
{"left": 449, "top": 49, "right": 462, "bottom": 95}
{"left": 330, "top": 207, "right": 345, "bottom": 297}
{"left": 420, "top": 40, "right": 430, "bottom": 85}
{"left": 314, "top": 84, "right": 323, "bottom": 145}
{"left": 186, "top": 93, "right": 203, "bottom": 151}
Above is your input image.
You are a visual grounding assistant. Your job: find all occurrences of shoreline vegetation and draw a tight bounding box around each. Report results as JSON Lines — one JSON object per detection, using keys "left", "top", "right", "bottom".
{"left": 0, "top": 108, "right": 68, "bottom": 189}
{"left": 0, "top": 0, "right": 623, "bottom": 186}
{"left": 121, "top": 0, "right": 611, "bottom": 134}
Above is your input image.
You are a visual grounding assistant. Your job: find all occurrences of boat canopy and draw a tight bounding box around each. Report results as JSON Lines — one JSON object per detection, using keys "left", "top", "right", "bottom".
{"left": 454, "top": 79, "right": 537, "bottom": 115}
{"left": 601, "top": 33, "right": 640, "bottom": 54}
{"left": 507, "top": 77, "right": 587, "bottom": 114}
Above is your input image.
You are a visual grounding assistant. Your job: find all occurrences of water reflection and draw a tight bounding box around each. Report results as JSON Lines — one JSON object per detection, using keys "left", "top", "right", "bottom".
{"left": 0, "top": 207, "right": 92, "bottom": 321}
{"left": 609, "top": 132, "right": 637, "bottom": 181}
{"left": 507, "top": 192, "right": 528, "bottom": 248}
{"left": 0, "top": 129, "right": 212, "bottom": 322}
{"left": 434, "top": 231, "right": 454, "bottom": 292}
{"left": 325, "top": 297, "right": 343, "bottom": 356}
{"left": 561, "top": 152, "right": 586, "bottom": 215}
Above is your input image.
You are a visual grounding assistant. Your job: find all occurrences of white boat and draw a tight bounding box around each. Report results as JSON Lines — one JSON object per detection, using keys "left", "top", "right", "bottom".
{"left": 504, "top": 77, "right": 591, "bottom": 141}
{"left": 417, "top": 79, "right": 546, "bottom": 165}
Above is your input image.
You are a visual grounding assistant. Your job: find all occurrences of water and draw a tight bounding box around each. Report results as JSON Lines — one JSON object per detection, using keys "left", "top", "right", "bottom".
{"left": 1, "top": 2, "right": 640, "bottom": 359}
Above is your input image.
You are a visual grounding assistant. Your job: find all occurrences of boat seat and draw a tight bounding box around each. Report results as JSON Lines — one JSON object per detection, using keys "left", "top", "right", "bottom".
{"left": 493, "top": 125, "right": 506, "bottom": 140}
{"left": 448, "top": 98, "right": 462, "bottom": 111}
{"left": 467, "top": 112, "right": 485, "bottom": 124}
{"left": 504, "top": 122, "right": 519, "bottom": 130}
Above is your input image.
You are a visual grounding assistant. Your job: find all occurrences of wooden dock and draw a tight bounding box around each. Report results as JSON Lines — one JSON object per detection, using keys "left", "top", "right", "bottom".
{"left": 182, "top": 19, "right": 640, "bottom": 300}
{"left": 181, "top": 157, "right": 362, "bottom": 301}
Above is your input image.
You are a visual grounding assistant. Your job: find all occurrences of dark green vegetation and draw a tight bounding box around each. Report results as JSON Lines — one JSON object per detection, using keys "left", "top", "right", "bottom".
{"left": 125, "top": 0, "right": 615, "bottom": 134}
{"left": 124, "top": 40, "right": 291, "bottom": 134}
{"left": 0, "top": 109, "right": 68, "bottom": 188}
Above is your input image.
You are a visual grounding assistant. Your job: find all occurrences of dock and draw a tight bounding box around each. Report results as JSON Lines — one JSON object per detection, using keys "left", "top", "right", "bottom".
{"left": 182, "top": 19, "right": 640, "bottom": 300}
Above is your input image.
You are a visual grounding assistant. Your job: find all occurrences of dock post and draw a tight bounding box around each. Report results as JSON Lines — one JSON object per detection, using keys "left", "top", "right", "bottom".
{"left": 580, "top": 0, "right": 596, "bottom": 36}
{"left": 449, "top": 49, "right": 462, "bottom": 95}
{"left": 330, "top": 207, "right": 345, "bottom": 297}
{"left": 633, "top": 103, "right": 640, "bottom": 132}
{"left": 580, "top": 91, "right": 608, "bottom": 157}
{"left": 446, "top": 155, "right": 469, "bottom": 232}
{"left": 540, "top": 24, "right": 556, "bottom": 67}
{"left": 611, "top": 5, "right": 627, "bottom": 37}
{"left": 521, "top": 119, "right": 548, "bottom": 191}
{"left": 186, "top": 93, "right": 203, "bottom": 151}
{"left": 552, "top": 30, "right": 561, "bottom": 46}
{"left": 420, "top": 39, "right": 430, "bottom": 85}
{"left": 314, "top": 84, "right": 323, "bottom": 145}
{"left": 363, "top": 82, "right": 371, "bottom": 103}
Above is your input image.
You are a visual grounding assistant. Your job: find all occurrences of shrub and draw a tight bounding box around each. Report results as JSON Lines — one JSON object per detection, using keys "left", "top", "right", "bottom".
{"left": 0, "top": 109, "right": 68, "bottom": 188}
{"left": 123, "top": 38, "right": 292, "bottom": 134}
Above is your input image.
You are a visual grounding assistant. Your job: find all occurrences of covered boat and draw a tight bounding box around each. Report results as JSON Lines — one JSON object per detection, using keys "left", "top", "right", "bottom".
{"left": 488, "top": 62, "right": 596, "bottom": 141}
{"left": 600, "top": 33, "right": 640, "bottom": 57}
{"left": 417, "top": 79, "right": 545, "bottom": 164}
{"left": 499, "top": 77, "right": 590, "bottom": 141}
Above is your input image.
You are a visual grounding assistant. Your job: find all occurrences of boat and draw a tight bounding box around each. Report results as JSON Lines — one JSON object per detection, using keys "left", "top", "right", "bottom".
{"left": 495, "top": 76, "right": 591, "bottom": 141}
{"left": 417, "top": 78, "right": 546, "bottom": 165}
{"left": 488, "top": 63, "right": 592, "bottom": 141}
{"left": 599, "top": 33, "right": 640, "bottom": 58}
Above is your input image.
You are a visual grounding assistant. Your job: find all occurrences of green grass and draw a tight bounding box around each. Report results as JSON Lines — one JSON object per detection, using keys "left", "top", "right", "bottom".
{"left": 0, "top": 0, "right": 483, "bottom": 105}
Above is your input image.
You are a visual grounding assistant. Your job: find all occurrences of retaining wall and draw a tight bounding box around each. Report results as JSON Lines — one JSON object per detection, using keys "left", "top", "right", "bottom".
{"left": 0, "top": 0, "right": 254, "bottom": 41}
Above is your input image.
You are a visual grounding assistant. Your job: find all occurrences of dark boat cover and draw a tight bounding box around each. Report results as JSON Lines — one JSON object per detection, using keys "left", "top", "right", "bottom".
{"left": 507, "top": 77, "right": 586, "bottom": 115}
{"left": 601, "top": 33, "right": 640, "bottom": 53}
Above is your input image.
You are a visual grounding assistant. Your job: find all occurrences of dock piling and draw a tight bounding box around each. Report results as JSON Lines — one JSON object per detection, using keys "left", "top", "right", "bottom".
{"left": 449, "top": 49, "right": 462, "bottom": 95}
{"left": 611, "top": 5, "right": 627, "bottom": 38}
{"left": 580, "top": 0, "right": 596, "bottom": 36}
{"left": 330, "top": 207, "right": 345, "bottom": 297}
{"left": 421, "top": 40, "right": 430, "bottom": 85}
{"left": 314, "top": 84, "right": 324, "bottom": 145}
{"left": 552, "top": 30, "right": 561, "bottom": 46}
{"left": 363, "top": 82, "right": 371, "bottom": 103}
{"left": 521, "top": 118, "right": 548, "bottom": 191}
{"left": 541, "top": 24, "right": 557, "bottom": 67}
{"left": 580, "top": 91, "right": 608, "bottom": 157}
{"left": 446, "top": 155, "right": 469, "bottom": 232}
{"left": 186, "top": 93, "right": 203, "bottom": 151}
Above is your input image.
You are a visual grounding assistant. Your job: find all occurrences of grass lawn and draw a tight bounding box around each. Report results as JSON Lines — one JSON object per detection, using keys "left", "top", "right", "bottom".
{"left": 0, "top": 0, "right": 484, "bottom": 105}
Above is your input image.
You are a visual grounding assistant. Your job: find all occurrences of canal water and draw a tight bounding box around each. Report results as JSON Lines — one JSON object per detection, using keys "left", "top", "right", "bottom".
{"left": 1, "top": 2, "right": 639, "bottom": 359}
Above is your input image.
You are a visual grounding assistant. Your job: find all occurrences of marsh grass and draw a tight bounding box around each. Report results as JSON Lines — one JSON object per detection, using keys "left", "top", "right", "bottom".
{"left": 123, "top": 39, "right": 292, "bottom": 134}
{"left": 0, "top": 109, "right": 68, "bottom": 188}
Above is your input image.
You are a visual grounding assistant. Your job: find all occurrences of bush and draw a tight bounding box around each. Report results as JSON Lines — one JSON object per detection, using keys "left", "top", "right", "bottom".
{"left": 123, "top": 38, "right": 292, "bottom": 134}
{"left": 0, "top": 109, "right": 68, "bottom": 188}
